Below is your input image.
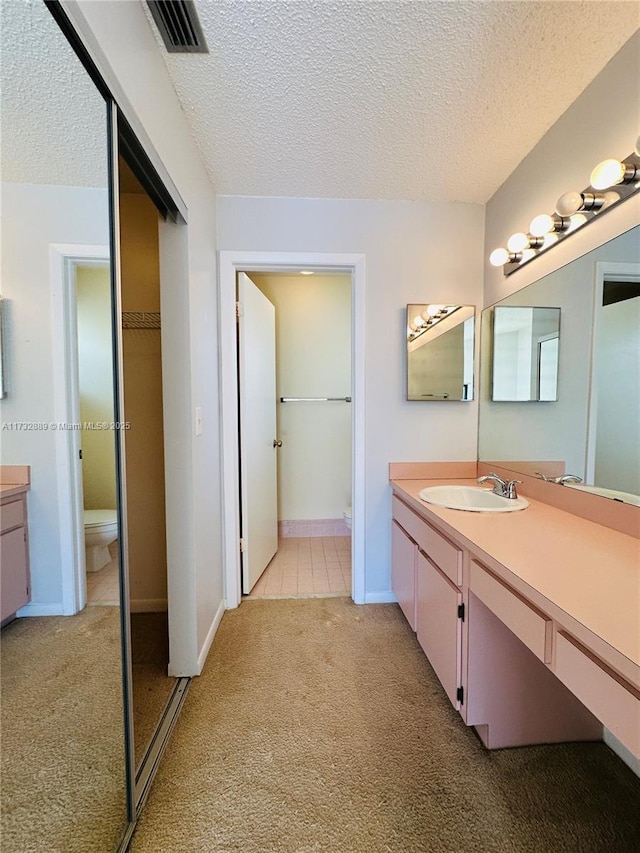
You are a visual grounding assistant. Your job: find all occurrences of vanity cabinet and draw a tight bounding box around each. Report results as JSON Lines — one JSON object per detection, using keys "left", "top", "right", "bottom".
{"left": 390, "top": 485, "right": 640, "bottom": 755}
{"left": 555, "top": 631, "right": 640, "bottom": 757}
{"left": 392, "top": 495, "right": 464, "bottom": 709}
{"left": 1, "top": 491, "right": 30, "bottom": 622}
{"left": 391, "top": 520, "right": 417, "bottom": 630}
{"left": 416, "top": 551, "right": 462, "bottom": 708}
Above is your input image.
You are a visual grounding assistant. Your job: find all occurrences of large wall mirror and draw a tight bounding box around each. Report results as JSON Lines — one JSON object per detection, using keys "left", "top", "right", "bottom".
{"left": 479, "top": 224, "right": 640, "bottom": 505}
{"left": 406, "top": 304, "right": 475, "bottom": 401}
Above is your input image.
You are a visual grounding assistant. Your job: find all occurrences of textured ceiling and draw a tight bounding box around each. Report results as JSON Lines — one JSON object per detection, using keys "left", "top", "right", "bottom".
{"left": 0, "top": 0, "right": 108, "bottom": 188}
{"left": 145, "top": 0, "right": 639, "bottom": 203}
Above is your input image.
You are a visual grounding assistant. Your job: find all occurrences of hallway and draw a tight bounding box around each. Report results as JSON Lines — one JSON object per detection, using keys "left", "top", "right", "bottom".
{"left": 129, "top": 598, "right": 640, "bottom": 852}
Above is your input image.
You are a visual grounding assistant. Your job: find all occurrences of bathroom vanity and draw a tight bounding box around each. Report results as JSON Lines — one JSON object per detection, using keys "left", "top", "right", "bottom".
{"left": 390, "top": 463, "right": 640, "bottom": 759}
{"left": 0, "top": 466, "right": 31, "bottom": 623}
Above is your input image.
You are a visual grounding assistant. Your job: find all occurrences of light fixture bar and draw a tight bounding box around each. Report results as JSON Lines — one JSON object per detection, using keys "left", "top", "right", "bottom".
{"left": 490, "top": 148, "right": 640, "bottom": 276}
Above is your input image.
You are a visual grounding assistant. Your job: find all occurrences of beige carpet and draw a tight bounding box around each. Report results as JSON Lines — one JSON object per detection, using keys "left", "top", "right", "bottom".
{"left": 130, "top": 598, "right": 640, "bottom": 852}
{"left": 1, "top": 607, "right": 129, "bottom": 852}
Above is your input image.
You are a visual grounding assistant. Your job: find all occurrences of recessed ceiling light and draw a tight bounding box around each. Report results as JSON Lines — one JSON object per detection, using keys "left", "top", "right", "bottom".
{"left": 299, "top": 270, "right": 314, "bottom": 275}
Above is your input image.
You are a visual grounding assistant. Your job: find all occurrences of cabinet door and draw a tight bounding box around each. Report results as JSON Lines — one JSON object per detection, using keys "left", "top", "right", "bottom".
{"left": 391, "top": 520, "right": 417, "bottom": 630}
{"left": 1, "top": 527, "right": 29, "bottom": 621}
{"left": 416, "top": 551, "right": 462, "bottom": 709}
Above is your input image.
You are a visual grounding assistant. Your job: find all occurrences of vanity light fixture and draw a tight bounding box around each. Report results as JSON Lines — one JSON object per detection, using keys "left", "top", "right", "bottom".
{"left": 507, "top": 232, "right": 545, "bottom": 253}
{"left": 555, "top": 190, "right": 606, "bottom": 216}
{"left": 590, "top": 158, "right": 640, "bottom": 190}
{"left": 529, "top": 213, "right": 571, "bottom": 237}
{"left": 407, "top": 305, "right": 459, "bottom": 341}
{"left": 490, "top": 144, "right": 640, "bottom": 276}
{"left": 490, "top": 248, "right": 520, "bottom": 267}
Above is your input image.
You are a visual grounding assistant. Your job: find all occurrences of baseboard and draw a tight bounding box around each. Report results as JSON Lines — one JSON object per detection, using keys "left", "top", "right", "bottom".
{"left": 279, "top": 518, "right": 351, "bottom": 538}
{"left": 16, "top": 602, "right": 64, "bottom": 617}
{"left": 364, "top": 590, "right": 397, "bottom": 604}
{"left": 129, "top": 598, "right": 168, "bottom": 613}
{"left": 604, "top": 728, "right": 640, "bottom": 777}
{"left": 194, "top": 598, "right": 225, "bottom": 675}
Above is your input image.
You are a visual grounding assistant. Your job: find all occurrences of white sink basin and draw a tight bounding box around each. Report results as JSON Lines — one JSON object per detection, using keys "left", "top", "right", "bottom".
{"left": 418, "top": 485, "right": 529, "bottom": 512}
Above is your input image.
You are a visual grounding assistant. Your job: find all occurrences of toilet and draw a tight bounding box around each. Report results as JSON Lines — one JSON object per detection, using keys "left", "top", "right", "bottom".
{"left": 343, "top": 506, "right": 352, "bottom": 532}
{"left": 84, "top": 509, "right": 118, "bottom": 572}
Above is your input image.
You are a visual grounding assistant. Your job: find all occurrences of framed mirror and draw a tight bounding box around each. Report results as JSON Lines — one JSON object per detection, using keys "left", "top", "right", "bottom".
{"left": 479, "top": 225, "right": 640, "bottom": 505}
{"left": 406, "top": 304, "right": 475, "bottom": 401}
{"left": 491, "top": 306, "right": 561, "bottom": 401}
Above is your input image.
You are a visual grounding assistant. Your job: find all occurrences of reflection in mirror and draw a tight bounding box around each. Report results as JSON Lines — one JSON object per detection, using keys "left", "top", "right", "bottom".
{"left": 406, "top": 305, "right": 475, "bottom": 401}
{"left": 478, "top": 225, "right": 640, "bottom": 505}
{"left": 491, "top": 307, "right": 560, "bottom": 401}
{"left": 587, "top": 275, "right": 640, "bottom": 503}
{"left": 117, "top": 157, "right": 175, "bottom": 771}
{"left": 0, "top": 2, "right": 129, "bottom": 850}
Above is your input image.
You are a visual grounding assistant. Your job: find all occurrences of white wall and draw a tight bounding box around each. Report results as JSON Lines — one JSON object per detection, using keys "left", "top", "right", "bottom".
{"left": 484, "top": 31, "right": 640, "bottom": 308}
{"left": 251, "top": 273, "right": 351, "bottom": 522}
{"left": 66, "top": 0, "right": 223, "bottom": 673}
{"left": 0, "top": 183, "right": 109, "bottom": 612}
{"left": 217, "top": 197, "right": 485, "bottom": 597}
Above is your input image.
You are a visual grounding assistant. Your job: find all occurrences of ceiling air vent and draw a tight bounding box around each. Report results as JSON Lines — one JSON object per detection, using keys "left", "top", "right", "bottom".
{"left": 147, "top": 1, "right": 208, "bottom": 53}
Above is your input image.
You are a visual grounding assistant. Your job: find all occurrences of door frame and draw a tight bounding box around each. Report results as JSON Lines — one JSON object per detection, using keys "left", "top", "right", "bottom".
{"left": 50, "top": 243, "right": 111, "bottom": 615}
{"left": 219, "top": 251, "right": 366, "bottom": 608}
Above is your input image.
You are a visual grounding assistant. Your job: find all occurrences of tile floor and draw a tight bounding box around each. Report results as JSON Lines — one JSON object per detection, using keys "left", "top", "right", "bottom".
{"left": 247, "top": 536, "right": 352, "bottom": 599}
{"left": 86, "top": 546, "right": 120, "bottom": 606}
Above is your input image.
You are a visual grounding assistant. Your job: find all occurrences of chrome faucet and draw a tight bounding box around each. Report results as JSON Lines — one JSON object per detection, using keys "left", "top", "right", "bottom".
{"left": 535, "top": 472, "right": 583, "bottom": 485}
{"left": 477, "top": 473, "right": 522, "bottom": 499}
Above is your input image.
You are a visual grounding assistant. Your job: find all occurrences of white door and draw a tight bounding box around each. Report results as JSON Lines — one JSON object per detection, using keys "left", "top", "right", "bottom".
{"left": 237, "top": 272, "right": 278, "bottom": 593}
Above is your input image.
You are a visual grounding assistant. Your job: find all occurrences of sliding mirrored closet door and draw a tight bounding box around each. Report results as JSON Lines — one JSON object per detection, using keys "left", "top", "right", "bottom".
{"left": 0, "top": 1, "right": 130, "bottom": 850}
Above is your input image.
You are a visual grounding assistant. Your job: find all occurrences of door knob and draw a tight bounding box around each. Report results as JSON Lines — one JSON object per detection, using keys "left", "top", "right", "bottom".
{"left": 273, "top": 439, "right": 282, "bottom": 448}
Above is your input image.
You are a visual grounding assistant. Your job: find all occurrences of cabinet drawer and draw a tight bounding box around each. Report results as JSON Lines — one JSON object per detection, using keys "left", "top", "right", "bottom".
{"left": 392, "top": 495, "right": 462, "bottom": 586}
{"left": 469, "top": 560, "right": 552, "bottom": 664}
{"left": 555, "top": 632, "right": 640, "bottom": 758}
{"left": 0, "top": 498, "right": 25, "bottom": 534}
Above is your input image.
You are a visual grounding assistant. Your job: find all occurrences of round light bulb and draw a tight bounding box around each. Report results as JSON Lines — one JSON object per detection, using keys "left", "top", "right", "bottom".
{"left": 489, "top": 248, "right": 509, "bottom": 267}
{"left": 413, "top": 315, "right": 425, "bottom": 328}
{"left": 507, "top": 232, "right": 529, "bottom": 253}
{"left": 590, "top": 159, "right": 625, "bottom": 190}
{"left": 299, "top": 270, "right": 314, "bottom": 276}
{"left": 555, "top": 191, "right": 583, "bottom": 217}
{"left": 409, "top": 321, "right": 418, "bottom": 332}
{"left": 566, "top": 213, "right": 587, "bottom": 233}
{"left": 426, "top": 304, "right": 441, "bottom": 316}
{"left": 529, "top": 214, "right": 554, "bottom": 237}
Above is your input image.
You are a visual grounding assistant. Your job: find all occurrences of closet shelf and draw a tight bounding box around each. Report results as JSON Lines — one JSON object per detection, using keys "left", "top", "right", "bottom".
{"left": 122, "top": 312, "right": 161, "bottom": 330}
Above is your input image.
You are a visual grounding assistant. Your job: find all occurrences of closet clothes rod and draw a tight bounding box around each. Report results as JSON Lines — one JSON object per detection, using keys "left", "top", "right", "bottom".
{"left": 279, "top": 396, "right": 352, "bottom": 403}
